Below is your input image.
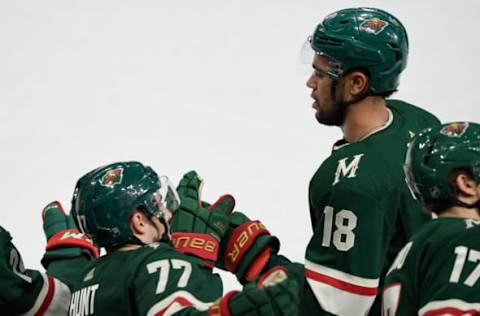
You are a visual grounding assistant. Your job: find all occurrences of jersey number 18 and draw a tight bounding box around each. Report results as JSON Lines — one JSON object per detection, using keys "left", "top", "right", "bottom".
{"left": 322, "top": 206, "right": 357, "bottom": 251}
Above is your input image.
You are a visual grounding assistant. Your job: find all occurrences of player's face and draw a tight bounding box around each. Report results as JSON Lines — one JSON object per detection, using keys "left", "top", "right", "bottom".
{"left": 145, "top": 208, "right": 172, "bottom": 243}
{"left": 306, "top": 54, "right": 346, "bottom": 126}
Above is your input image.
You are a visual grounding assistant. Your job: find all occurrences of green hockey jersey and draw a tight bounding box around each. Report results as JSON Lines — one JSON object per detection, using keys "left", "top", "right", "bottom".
{"left": 0, "top": 225, "right": 71, "bottom": 315}
{"left": 302, "top": 100, "right": 440, "bottom": 316}
{"left": 67, "top": 242, "right": 223, "bottom": 316}
{"left": 383, "top": 218, "right": 480, "bottom": 315}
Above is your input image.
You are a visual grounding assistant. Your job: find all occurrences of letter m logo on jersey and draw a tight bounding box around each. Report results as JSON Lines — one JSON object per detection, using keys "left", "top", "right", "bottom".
{"left": 333, "top": 154, "right": 364, "bottom": 185}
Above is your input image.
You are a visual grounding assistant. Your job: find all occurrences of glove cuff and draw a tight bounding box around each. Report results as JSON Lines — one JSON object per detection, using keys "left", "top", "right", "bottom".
{"left": 224, "top": 220, "right": 270, "bottom": 272}
{"left": 171, "top": 232, "right": 219, "bottom": 262}
{"left": 46, "top": 229, "right": 99, "bottom": 258}
{"left": 244, "top": 246, "right": 272, "bottom": 282}
{"left": 208, "top": 291, "right": 238, "bottom": 316}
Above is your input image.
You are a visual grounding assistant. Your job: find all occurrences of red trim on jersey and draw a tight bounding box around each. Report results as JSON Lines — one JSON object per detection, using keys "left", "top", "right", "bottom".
{"left": 423, "top": 307, "right": 480, "bottom": 316}
{"left": 34, "top": 276, "right": 55, "bottom": 316}
{"left": 305, "top": 268, "right": 377, "bottom": 296}
{"left": 154, "top": 297, "right": 193, "bottom": 316}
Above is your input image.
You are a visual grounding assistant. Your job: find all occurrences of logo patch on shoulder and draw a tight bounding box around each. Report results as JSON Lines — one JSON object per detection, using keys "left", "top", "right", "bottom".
{"left": 440, "top": 122, "right": 469, "bottom": 138}
{"left": 100, "top": 167, "right": 124, "bottom": 188}
{"left": 359, "top": 18, "right": 389, "bottom": 35}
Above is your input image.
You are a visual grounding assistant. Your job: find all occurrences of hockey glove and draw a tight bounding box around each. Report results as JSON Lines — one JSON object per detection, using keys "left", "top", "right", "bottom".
{"left": 208, "top": 266, "right": 299, "bottom": 316}
{"left": 217, "top": 211, "right": 280, "bottom": 283}
{"left": 170, "top": 171, "right": 233, "bottom": 267}
{"left": 41, "top": 201, "right": 99, "bottom": 269}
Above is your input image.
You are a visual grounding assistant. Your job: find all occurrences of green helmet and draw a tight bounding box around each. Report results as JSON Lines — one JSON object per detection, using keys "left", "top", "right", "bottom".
{"left": 71, "top": 161, "right": 180, "bottom": 248}
{"left": 405, "top": 122, "right": 480, "bottom": 205}
{"left": 310, "top": 7, "right": 408, "bottom": 93}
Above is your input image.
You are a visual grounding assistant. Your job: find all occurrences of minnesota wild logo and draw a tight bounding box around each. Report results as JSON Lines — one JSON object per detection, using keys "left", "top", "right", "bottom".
{"left": 440, "top": 122, "right": 469, "bottom": 138}
{"left": 360, "top": 18, "right": 389, "bottom": 35}
{"left": 100, "top": 167, "right": 124, "bottom": 188}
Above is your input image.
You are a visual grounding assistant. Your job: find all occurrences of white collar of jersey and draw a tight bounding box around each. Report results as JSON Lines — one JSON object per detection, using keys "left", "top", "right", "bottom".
{"left": 332, "top": 108, "right": 394, "bottom": 151}
{"left": 356, "top": 108, "right": 393, "bottom": 142}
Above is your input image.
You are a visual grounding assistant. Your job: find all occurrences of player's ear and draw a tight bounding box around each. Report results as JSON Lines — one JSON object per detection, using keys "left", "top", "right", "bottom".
{"left": 130, "top": 209, "right": 147, "bottom": 234}
{"left": 454, "top": 172, "right": 477, "bottom": 200}
{"left": 346, "top": 70, "right": 369, "bottom": 97}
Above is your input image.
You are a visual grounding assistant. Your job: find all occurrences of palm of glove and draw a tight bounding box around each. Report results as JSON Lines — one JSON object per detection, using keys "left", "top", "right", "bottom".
{"left": 171, "top": 170, "right": 233, "bottom": 240}
{"left": 169, "top": 171, "right": 234, "bottom": 265}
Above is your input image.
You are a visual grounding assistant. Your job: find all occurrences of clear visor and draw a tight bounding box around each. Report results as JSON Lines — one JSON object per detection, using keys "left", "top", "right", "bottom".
{"left": 154, "top": 176, "right": 180, "bottom": 218}
{"left": 297, "top": 36, "right": 342, "bottom": 79}
{"left": 297, "top": 36, "right": 316, "bottom": 76}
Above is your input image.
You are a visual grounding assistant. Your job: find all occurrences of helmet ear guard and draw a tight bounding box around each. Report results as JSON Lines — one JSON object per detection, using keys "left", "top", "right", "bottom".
{"left": 71, "top": 161, "right": 179, "bottom": 248}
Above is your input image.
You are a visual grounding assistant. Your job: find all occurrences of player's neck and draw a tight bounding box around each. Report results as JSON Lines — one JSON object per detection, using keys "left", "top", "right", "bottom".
{"left": 341, "top": 97, "right": 389, "bottom": 143}
{"left": 113, "top": 244, "right": 142, "bottom": 252}
{"left": 439, "top": 206, "right": 480, "bottom": 220}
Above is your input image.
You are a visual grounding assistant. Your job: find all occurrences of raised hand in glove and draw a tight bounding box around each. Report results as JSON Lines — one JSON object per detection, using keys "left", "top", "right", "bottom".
{"left": 217, "top": 211, "right": 280, "bottom": 283}
{"left": 170, "top": 171, "right": 234, "bottom": 267}
{"left": 41, "top": 201, "right": 99, "bottom": 269}
{"left": 208, "top": 266, "right": 299, "bottom": 316}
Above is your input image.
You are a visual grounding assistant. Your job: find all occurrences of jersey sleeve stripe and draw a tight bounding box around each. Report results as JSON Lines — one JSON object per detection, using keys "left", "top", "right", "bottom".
{"left": 42, "top": 278, "right": 71, "bottom": 316}
{"left": 305, "top": 259, "right": 379, "bottom": 290}
{"left": 146, "top": 290, "right": 212, "bottom": 316}
{"left": 20, "top": 274, "right": 70, "bottom": 316}
{"left": 305, "top": 269, "right": 377, "bottom": 296}
{"left": 419, "top": 299, "right": 480, "bottom": 316}
{"left": 20, "top": 273, "right": 49, "bottom": 316}
{"left": 304, "top": 260, "right": 379, "bottom": 316}
{"left": 34, "top": 276, "right": 55, "bottom": 316}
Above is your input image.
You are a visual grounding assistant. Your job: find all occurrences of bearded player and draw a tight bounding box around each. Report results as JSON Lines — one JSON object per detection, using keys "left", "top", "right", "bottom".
{"left": 184, "top": 7, "right": 441, "bottom": 316}
{"left": 383, "top": 122, "right": 480, "bottom": 315}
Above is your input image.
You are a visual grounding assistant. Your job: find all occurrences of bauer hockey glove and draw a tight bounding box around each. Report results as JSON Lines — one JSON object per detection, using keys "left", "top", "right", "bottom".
{"left": 41, "top": 201, "right": 99, "bottom": 269}
{"left": 170, "top": 171, "right": 234, "bottom": 267}
{"left": 217, "top": 211, "right": 280, "bottom": 283}
{"left": 208, "top": 266, "right": 299, "bottom": 316}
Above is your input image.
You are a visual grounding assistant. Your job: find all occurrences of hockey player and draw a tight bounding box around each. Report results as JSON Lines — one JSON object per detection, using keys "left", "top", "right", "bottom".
{"left": 383, "top": 122, "right": 480, "bottom": 315}
{"left": 298, "top": 7, "right": 440, "bottom": 315}
{"left": 179, "top": 7, "right": 441, "bottom": 316}
{"left": 1, "top": 162, "right": 297, "bottom": 316}
{"left": 0, "top": 201, "right": 99, "bottom": 315}
{"left": 66, "top": 161, "right": 298, "bottom": 316}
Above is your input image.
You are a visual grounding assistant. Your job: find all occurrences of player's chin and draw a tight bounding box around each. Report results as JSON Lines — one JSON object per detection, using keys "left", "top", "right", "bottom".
{"left": 315, "top": 109, "right": 341, "bottom": 126}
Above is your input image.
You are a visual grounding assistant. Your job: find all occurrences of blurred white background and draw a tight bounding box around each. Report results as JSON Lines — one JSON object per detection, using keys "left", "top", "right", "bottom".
{"left": 1, "top": 0, "right": 479, "bottom": 291}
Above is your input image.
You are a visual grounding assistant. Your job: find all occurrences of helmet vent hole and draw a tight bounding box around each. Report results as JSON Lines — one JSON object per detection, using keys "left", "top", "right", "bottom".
{"left": 395, "top": 52, "right": 401, "bottom": 62}
{"left": 424, "top": 140, "right": 437, "bottom": 164}
{"left": 339, "top": 20, "right": 349, "bottom": 24}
